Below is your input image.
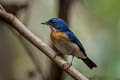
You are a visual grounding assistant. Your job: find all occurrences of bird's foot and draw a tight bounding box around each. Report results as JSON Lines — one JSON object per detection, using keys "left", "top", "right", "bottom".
{"left": 63, "top": 62, "right": 72, "bottom": 70}
{"left": 66, "top": 62, "right": 72, "bottom": 69}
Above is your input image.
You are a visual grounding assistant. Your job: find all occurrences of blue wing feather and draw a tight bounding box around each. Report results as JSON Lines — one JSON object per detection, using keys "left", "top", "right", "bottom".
{"left": 66, "top": 30, "right": 87, "bottom": 56}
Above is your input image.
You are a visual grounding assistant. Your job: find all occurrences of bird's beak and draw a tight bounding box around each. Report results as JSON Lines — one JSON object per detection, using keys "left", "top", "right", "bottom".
{"left": 41, "top": 22, "right": 48, "bottom": 25}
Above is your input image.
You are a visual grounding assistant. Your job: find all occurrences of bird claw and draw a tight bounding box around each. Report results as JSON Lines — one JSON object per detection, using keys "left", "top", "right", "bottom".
{"left": 66, "top": 62, "right": 72, "bottom": 69}
{"left": 66, "top": 64, "right": 72, "bottom": 70}
{"left": 63, "top": 62, "right": 72, "bottom": 70}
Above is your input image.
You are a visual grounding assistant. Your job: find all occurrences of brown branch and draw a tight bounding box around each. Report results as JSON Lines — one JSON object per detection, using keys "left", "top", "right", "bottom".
{"left": 0, "top": 6, "right": 88, "bottom": 80}
{"left": 0, "top": 2, "right": 28, "bottom": 16}
{"left": 0, "top": 4, "right": 5, "bottom": 11}
{"left": 0, "top": 3, "right": 46, "bottom": 79}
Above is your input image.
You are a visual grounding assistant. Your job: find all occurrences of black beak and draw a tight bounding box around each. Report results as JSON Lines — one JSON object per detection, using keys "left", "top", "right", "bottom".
{"left": 41, "top": 22, "right": 48, "bottom": 25}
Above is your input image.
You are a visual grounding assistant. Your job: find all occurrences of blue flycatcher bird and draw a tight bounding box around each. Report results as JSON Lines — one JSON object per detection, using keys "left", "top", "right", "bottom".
{"left": 41, "top": 18, "right": 97, "bottom": 69}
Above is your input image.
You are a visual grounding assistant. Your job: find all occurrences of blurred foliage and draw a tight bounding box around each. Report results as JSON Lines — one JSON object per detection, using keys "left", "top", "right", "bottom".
{"left": 0, "top": 0, "right": 120, "bottom": 80}
{"left": 63, "top": 0, "right": 120, "bottom": 80}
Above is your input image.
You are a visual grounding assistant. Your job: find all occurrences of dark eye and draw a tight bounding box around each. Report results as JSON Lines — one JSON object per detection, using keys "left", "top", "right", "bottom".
{"left": 50, "top": 21, "right": 55, "bottom": 24}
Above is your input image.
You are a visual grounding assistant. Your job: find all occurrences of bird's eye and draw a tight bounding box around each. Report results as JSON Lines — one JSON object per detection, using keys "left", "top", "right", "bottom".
{"left": 50, "top": 21, "right": 55, "bottom": 24}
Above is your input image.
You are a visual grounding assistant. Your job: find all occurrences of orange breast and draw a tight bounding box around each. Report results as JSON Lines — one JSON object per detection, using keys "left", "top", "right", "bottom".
{"left": 50, "top": 30, "right": 69, "bottom": 43}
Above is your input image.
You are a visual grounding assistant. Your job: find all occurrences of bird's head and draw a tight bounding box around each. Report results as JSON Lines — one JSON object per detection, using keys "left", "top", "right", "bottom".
{"left": 41, "top": 18, "right": 69, "bottom": 32}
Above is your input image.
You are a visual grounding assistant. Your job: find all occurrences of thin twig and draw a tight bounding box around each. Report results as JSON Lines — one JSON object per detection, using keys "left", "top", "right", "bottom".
{"left": 0, "top": 6, "right": 88, "bottom": 80}
{"left": 0, "top": 4, "right": 5, "bottom": 11}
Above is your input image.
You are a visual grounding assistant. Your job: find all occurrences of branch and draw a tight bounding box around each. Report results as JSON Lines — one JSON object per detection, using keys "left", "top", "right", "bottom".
{"left": 0, "top": 2, "right": 28, "bottom": 16}
{"left": 0, "top": 3, "right": 47, "bottom": 79}
{"left": 0, "top": 6, "right": 88, "bottom": 80}
{"left": 0, "top": 4, "right": 5, "bottom": 11}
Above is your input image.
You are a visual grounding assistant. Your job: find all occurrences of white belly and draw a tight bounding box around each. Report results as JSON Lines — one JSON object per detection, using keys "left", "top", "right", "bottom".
{"left": 53, "top": 41, "right": 86, "bottom": 58}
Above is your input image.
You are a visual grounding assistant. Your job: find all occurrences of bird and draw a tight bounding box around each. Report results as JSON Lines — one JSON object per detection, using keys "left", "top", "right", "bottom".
{"left": 41, "top": 18, "right": 97, "bottom": 69}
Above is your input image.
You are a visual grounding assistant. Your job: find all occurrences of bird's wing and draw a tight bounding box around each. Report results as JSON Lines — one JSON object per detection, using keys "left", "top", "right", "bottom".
{"left": 66, "top": 30, "right": 87, "bottom": 56}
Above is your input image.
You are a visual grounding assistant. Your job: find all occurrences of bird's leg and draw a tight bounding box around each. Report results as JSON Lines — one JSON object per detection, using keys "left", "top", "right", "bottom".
{"left": 66, "top": 55, "right": 74, "bottom": 69}
{"left": 69, "top": 47, "right": 76, "bottom": 66}
{"left": 70, "top": 55, "right": 74, "bottom": 66}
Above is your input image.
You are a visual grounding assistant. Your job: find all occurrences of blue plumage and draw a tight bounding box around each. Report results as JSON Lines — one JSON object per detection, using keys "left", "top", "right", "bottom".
{"left": 47, "top": 18, "right": 69, "bottom": 31}
{"left": 41, "top": 18, "right": 97, "bottom": 69}
{"left": 65, "top": 30, "right": 86, "bottom": 56}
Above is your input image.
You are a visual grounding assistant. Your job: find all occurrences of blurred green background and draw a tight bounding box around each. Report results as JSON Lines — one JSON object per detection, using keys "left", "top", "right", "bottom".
{"left": 0, "top": 0, "right": 120, "bottom": 80}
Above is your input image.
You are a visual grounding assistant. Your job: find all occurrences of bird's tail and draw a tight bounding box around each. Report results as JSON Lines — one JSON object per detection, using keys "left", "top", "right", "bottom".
{"left": 81, "top": 57, "right": 97, "bottom": 69}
